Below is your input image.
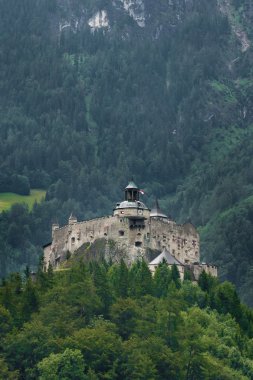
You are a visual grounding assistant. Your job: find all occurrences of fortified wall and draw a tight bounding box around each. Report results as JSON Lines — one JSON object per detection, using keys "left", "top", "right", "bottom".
{"left": 44, "top": 181, "right": 217, "bottom": 280}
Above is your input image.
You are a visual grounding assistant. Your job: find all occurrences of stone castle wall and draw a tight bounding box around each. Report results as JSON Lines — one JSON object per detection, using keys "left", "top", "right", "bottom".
{"left": 46, "top": 214, "right": 202, "bottom": 269}
{"left": 148, "top": 219, "right": 200, "bottom": 264}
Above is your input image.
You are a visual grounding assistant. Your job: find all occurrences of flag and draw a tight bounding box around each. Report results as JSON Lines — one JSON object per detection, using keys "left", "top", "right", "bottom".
{"left": 139, "top": 189, "right": 145, "bottom": 195}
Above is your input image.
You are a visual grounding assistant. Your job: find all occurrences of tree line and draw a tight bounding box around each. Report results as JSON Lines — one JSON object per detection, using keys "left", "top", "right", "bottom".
{"left": 1, "top": 259, "right": 253, "bottom": 379}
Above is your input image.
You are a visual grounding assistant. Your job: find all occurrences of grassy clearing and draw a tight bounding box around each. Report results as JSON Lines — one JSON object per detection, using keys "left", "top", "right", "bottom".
{"left": 0, "top": 189, "right": 46, "bottom": 212}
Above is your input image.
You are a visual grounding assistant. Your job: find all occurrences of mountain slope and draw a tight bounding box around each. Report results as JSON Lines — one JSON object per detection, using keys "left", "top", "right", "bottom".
{"left": 0, "top": 0, "right": 253, "bottom": 304}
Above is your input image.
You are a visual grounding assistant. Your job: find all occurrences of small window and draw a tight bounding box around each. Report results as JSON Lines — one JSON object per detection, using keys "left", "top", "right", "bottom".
{"left": 119, "top": 230, "right": 124, "bottom": 236}
{"left": 135, "top": 241, "right": 142, "bottom": 247}
{"left": 71, "top": 237, "right": 75, "bottom": 244}
{"left": 137, "top": 232, "right": 141, "bottom": 236}
{"left": 104, "top": 233, "right": 107, "bottom": 236}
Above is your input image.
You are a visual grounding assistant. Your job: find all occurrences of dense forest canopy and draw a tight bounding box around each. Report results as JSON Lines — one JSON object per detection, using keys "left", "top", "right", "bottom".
{"left": 0, "top": 0, "right": 253, "bottom": 304}
{"left": 1, "top": 260, "right": 253, "bottom": 379}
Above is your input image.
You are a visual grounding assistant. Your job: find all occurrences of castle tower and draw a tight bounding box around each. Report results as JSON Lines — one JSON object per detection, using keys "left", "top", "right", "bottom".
{"left": 114, "top": 180, "right": 150, "bottom": 218}
{"left": 68, "top": 213, "right": 77, "bottom": 225}
{"left": 124, "top": 180, "right": 140, "bottom": 202}
{"left": 150, "top": 199, "right": 168, "bottom": 219}
{"left": 52, "top": 221, "right": 59, "bottom": 239}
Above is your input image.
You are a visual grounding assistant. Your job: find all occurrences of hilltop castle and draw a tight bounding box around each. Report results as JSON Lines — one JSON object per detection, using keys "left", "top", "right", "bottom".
{"left": 44, "top": 181, "right": 217, "bottom": 280}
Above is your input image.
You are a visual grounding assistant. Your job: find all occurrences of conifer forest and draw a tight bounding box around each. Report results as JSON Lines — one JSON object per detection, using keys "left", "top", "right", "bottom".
{"left": 1, "top": 0, "right": 253, "bottom": 378}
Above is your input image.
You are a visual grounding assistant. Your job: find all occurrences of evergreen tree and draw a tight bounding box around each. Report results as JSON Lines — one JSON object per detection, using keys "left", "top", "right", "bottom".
{"left": 154, "top": 261, "right": 172, "bottom": 298}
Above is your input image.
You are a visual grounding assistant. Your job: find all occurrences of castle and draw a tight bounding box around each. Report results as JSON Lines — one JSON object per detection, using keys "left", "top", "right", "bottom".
{"left": 43, "top": 181, "right": 217, "bottom": 280}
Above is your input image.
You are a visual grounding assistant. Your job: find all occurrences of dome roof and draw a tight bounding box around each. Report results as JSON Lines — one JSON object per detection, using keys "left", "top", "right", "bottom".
{"left": 150, "top": 199, "right": 168, "bottom": 219}
{"left": 115, "top": 200, "right": 149, "bottom": 210}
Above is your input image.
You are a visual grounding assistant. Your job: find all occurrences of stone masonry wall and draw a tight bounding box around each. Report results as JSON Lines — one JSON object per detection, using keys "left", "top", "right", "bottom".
{"left": 148, "top": 218, "right": 200, "bottom": 264}
{"left": 46, "top": 214, "right": 201, "bottom": 268}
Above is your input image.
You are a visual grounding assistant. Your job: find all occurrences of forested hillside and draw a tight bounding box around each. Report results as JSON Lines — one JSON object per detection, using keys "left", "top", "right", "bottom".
{"left": 0, "top": 0, "right": 253, "bottom": 304}
{"left": 1, "top": 261, "right": 253, "bottom": 379}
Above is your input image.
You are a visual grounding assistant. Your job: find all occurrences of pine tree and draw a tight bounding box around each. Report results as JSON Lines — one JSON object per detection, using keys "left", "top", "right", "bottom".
{"left": 154, "top": 261, "right": 172, "bottom": 298}
{"left": 171, "top": 264, "right": 181, "bottom": 289}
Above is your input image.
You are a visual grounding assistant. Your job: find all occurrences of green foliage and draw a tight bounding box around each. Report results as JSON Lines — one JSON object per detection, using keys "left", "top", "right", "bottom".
{"left": 38, "top": 348, "right": 86, "bottom": 380}
{"left": 0, "top": 357, "right": 19, "bottom": 380}
{"left": 0, "top": 261, "right": 253, "bottom": 379}
{"left": 153, "top": 262, "right": 172, "bottom": 298}
{"left": 0, "top": 0, "right": 252, "bottom": 307}
{"left": 129, "top": 260, "right": 153, "bottom": 298}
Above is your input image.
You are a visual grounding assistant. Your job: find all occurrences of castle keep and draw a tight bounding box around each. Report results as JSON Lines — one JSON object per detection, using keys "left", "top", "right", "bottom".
{"left": 44, "top": 181, "right": 217, "bottom": 280}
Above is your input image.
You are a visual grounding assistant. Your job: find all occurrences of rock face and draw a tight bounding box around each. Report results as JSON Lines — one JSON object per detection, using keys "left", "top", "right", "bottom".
{"left": 53, "top": 0, "right": 196, "bottom": 38}
{"left": 44, "top": 182, "right": 217, "bottom": 279}
{"left": 88, "top": 10, "right": 110, "bottom": 31}
{"left": 117, "top": 0, "right": 146, "bottom": 27}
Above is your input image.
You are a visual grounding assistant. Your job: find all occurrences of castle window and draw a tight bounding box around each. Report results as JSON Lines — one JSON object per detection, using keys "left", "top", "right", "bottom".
{"left": 71, "top": 237, "right": 75, "bottom": 244}
{"left": 137, "top": 232, "right": 141, "bottom": 236}
{"left": 147, "top": 233, "right": 150, "bottom": 238}
{"left": 135, "top": 241, "right": 142, "bottom": 247}
{"left": 119, "top": 230, "right": 124, "bottom": 236}
{"left": 104, "top": 233, "right": 107, "bottom": 236}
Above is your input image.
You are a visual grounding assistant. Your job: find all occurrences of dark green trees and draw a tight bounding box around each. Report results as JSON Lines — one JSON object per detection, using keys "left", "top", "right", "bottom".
{"left": 1, "top": 261, "right": 253, "bottom": 379}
